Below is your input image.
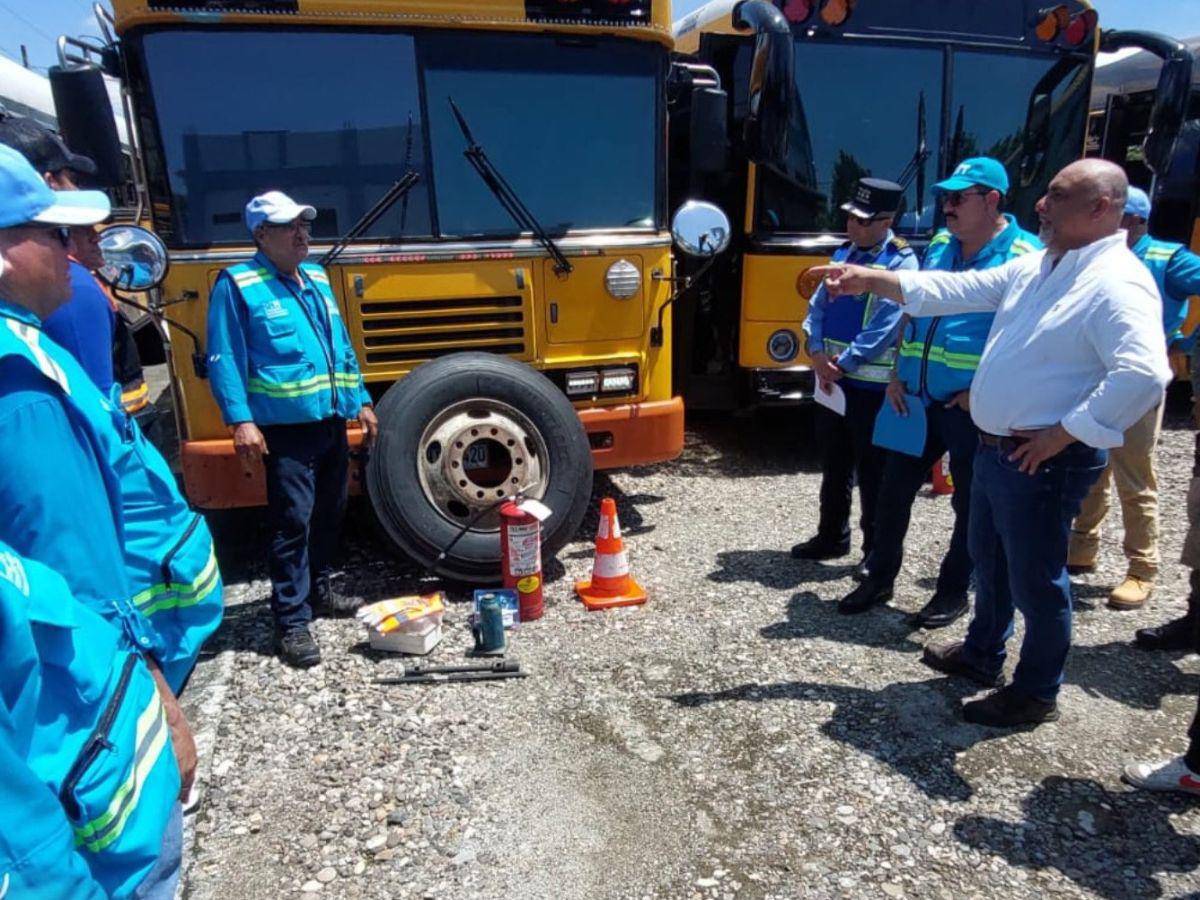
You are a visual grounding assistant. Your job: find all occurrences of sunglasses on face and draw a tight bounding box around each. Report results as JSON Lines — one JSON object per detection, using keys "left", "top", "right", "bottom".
{"left": 849, "top": 214, "right": 887, "bottom": 226}
{"left": 942, "top": 190, "right": 989, "bottom": 207}
{"left": 264, "top": 220, "right": 312, "bottom": 234}
{"left": 27, "top": 225, "right": 72, "bottom": 248}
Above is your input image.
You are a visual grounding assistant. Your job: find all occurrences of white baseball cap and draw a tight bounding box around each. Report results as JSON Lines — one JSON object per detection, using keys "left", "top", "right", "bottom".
{"left": 243, "top": 190, "right": 316, "bottom": 234}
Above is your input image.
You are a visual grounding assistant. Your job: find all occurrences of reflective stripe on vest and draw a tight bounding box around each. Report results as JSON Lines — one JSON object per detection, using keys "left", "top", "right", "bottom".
{"left": 897, "top": 342, "right": 981, "bottom": 371}
{"left": 823, "top": 338, "right": 895, "bottom": 383}
{"left": 132, "top": 544, "right": 220, "bottom": 618}
{"left": 73, "top": 688, "right": 170, "bottom": 853}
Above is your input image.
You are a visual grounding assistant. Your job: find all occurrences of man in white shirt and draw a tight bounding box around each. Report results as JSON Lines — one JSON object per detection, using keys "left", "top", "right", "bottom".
{"left": 809, "top": 159, "right": 1171, "bottom": 728}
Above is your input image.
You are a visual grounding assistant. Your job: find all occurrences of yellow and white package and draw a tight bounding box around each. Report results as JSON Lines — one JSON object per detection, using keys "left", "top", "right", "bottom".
{"left": 356, "top": 593, "right": 445, "bottom": 654}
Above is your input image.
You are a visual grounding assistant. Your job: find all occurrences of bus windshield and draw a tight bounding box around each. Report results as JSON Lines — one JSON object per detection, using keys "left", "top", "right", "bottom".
{"left": 134, "top": 29, "right": 662, "bottom": 246}
{"left": 755, "top": 40, "right": 1091, "bottom": 236}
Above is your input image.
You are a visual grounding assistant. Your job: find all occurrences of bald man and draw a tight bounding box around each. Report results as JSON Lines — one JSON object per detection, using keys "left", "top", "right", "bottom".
{"left": 810, "top": 160, "right": 1171, "bottom": 728}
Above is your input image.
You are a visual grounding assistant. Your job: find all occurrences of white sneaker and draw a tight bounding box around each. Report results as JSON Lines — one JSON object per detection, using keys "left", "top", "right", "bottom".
{"left": 1122, "top": 756, "right": 1200, "bottom": 796}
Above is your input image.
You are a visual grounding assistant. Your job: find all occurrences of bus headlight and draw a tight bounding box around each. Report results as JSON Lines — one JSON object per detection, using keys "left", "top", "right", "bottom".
{"left": 565, "top": 370, "right": 601, "bottom": 395}
{"left": 600, "top": 366, "right": 636, "bottom": 393}
{"left": 605, "top": 259, "right": 641, "bottom": 299}
{"left": 768, "top": 329, "right": 799, "bottom": 363}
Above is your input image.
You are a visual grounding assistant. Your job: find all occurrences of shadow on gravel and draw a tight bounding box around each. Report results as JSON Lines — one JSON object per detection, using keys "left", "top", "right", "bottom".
{"left": 760, "top": 591, "right": 926, "bottom": 653}
{"left": 954, "top": 775, "right": 1200, "bottom": 898}
{"left": 709, "top": 550, "right": 859, "bottom": 589}
{"left": 668, "top": 676, "right": 1008, "bottom": 801}
{"left": 651, "top": 411, "right": 822, "bottom": 480}
{"left": 1066, "top": 641, "right": 1200, "bottom": 712}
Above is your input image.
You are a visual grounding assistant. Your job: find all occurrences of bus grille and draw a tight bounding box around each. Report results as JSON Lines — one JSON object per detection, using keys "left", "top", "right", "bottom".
{"left": 358, "top": 295, "right": 527, "bottom": 365}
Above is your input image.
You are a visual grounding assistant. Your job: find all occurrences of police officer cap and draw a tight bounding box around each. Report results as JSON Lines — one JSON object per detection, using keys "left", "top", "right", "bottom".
{"left": 1124, "top": 186, "right": 1152, "bottom": 221}
{"left": 841, "top": 178, "right": 903, "bottom": 219}
{"left": 0, "top": 112, "right": 97, "bottom": 178}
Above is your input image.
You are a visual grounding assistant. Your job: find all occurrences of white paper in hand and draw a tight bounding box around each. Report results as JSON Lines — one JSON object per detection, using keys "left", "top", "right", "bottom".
{"left": 813, "top": 380, "right": 846, "bottom": 416}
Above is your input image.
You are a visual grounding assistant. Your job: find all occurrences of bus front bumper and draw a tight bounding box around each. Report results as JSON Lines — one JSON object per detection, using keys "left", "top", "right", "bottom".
{"left": 180, "top": 397, "right": 684, "bottom": 508}
{"left": 579, "top": 396, "right": 684, "bottom": 471}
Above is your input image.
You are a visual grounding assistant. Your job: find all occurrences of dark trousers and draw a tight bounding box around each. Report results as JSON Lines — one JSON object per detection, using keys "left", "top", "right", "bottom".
{"left": 262, "top": 418, "right": 350, "bottom": 631}
{"left": 960, "top": 441, "right": 1106, "bottom": 701}
{"left": 814, "top": 384, "right": 886, "bottom": 555}
{"left": 868, "top": 403, "right": 978, "bottom": 596}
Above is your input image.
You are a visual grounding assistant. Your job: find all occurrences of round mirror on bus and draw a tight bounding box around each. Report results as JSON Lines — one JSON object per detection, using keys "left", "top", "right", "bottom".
{"left": 96, "top": 225, "right": 169, "bottom": 292}
{"left": 671, "top": 200, "right": 731, "bottom": 258}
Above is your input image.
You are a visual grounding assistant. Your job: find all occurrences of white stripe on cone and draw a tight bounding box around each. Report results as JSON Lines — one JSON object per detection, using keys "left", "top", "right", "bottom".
{"left": 592, "top": 550, "right": 630, "bottom": 579}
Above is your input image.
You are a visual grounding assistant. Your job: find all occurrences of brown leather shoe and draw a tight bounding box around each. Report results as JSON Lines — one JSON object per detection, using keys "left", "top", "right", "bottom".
{"left": 1109, "top": 576, "right": 1154, "bottom": 611}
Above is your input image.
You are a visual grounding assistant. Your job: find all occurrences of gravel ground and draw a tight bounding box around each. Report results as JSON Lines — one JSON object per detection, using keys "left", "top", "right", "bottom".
{"left": 177, "top": 393, "right": 1200, "bottom": 900}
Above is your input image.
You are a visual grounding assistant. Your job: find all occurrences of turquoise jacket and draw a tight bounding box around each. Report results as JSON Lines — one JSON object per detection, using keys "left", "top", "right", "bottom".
{"left": 0, "top": 540, "right": 179, "bottom": 898}
{"left": 897, "top": 215, "right": 1041, "bottom": 401}
{"left": 803, "top": 233, "right": 918, "bottom": 390}
{"left": 1131, "top": 234, "right": 1200, "bottom": 348}
{"left": 207, "top": 253, "right": 371, "bottom": 426}
{"left": 0, "top": 299, "right": 222, "bottom": 693}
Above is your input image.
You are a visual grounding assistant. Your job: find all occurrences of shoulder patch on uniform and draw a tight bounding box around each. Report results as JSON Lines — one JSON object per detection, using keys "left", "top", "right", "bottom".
{"left": 889, "top": 236, "right": 910, "bottom": 250}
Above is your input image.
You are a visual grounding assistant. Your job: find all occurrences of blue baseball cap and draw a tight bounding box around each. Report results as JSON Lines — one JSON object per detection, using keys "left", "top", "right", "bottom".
{"left": 0, "top": 142, "right": 110, "bottom": 229}
{"left": 244, "top": 190, "right": 316, "bottom": 235}
{"left": 1125, "top": 186, "right": 1152, "bottom": 220}
{"left": 935, "top": 157, "right": 1010, "bottom": 195}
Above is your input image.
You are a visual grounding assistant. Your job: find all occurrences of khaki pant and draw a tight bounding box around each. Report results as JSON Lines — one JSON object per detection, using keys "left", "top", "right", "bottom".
{"left": 1068, "top": 403, "right": 1163, "bottom": 580}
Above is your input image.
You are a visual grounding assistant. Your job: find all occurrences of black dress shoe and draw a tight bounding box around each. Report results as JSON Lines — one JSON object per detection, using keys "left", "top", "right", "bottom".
{"left": 852, "top": 559, "right": 872, "bottom": 583}
{"left": 838, "top": 579, "right": 893, "bottom": 615}
{"left": 1066, "top": 563, "right": 1096, "bottom": 576}
{"left": 921, "top": 640, "right": 1002, "bottom": 688}
{"left": 910, "top": 593, "right": 969, "bottom": 629}
{"left": 1135, "top": 615, "right": 1199, "bottom": 652}
{"left": 312, "top": 578, "right": 363, "bottom": 617}
{"left": 791, "top": 535, "right": 851, "bottom": 561}
{"left": 961, "top": 685, "right": 1058, "bottom": 728}
{"left": 277, "top": 625, "right": 321, "bottom": 669}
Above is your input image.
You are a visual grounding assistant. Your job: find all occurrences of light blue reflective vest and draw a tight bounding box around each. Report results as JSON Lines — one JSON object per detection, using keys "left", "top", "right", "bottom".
{"left": 0, "top": 540, "right": 179, "bottom": 899}
{"left": 0, "top": 307, "right": 222, "bottom": 693}
{"left": 815, "top": 236, "right": 915, "bottom": 386}
{"left": 208, "top": 256, "right": 369, "bottom": 426}
{"left": 1132, "top": 234, "right": 1196, "bottom": 342}
{"left": 897, "top": 216, "right": 1041, "bottom": 401}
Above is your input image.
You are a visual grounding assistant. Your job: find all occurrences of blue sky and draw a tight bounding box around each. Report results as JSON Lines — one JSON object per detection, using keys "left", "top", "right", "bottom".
{"left": 3, "top": 0, "right": 1199, "bottom": 71}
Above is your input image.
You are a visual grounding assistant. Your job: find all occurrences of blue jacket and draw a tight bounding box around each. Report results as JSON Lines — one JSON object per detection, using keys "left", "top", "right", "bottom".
{"left": 803, "top": 233, "right": 917, "bottom": 390}
{"left": 0, "top": 540, "right": 179, "bottom": 899}
{"left": 42, "top": 261, "right": 115, "bottom": 393}
{"left": 207, "top": 253, "right": 371, "bottom": 426}
{"left": 0, "top": 298, "right": 222, "bottom": 693}
{"left": 1131, "top": 234, "right": 1200, "bottom": 348}
{"left": 897, "top": 216, "right": 1041, "bottom": 401}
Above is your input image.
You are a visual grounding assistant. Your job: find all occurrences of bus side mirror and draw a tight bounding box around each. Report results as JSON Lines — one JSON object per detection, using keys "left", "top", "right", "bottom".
{"left": 671, "top": 200, "right": 732, "bottom": 257}
{"left": 1145, "top": 54, "right": 1194, "bottom": 175}
{"left": 49, "top": 64, "right": 124, "bottom": 190}
{"left": 733, "top": 0, "right": 793, "bottom": 170}
{"left": 97, "top": 225, "right": 169, "bottom": 292}
{"left": 690, "top": 86, "right": 729, "bottom": 176}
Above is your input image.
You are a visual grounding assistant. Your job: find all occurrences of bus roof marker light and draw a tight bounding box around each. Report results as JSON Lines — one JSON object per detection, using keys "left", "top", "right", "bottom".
{"left": 818, "top": 0, "right": 852, "bottom": 27}
{"left": 1064, "top": 9, "right": 1099, "bottom": 46}
{"left": 1034, "top": 5, "right": 1069, "bottom": 42}
{"left": 780, "top": 0, "right": 813, "bottom": 23}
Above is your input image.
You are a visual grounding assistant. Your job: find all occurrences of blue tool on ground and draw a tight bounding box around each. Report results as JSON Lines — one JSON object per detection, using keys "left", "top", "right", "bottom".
{"left": 471, "top": 596, "right": 507, "bottom": 656}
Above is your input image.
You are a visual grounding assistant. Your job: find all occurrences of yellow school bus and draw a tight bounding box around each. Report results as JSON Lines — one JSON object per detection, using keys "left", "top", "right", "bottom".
{"left": 55, "top": 0, "right": 726, "bottom": 580}
{"left": 670, "top": 0, "right": 1191, "bottom": 409}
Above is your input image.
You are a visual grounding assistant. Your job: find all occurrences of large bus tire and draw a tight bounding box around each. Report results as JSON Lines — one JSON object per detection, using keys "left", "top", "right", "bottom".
{"left": 366, "top": 352, "right": 593, "bottom": 583}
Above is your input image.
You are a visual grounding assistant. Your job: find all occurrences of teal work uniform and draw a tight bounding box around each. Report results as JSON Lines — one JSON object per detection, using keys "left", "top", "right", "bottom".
{"left": 1131, "top": 234, "right": 1200, "bottom": 349}
{"left": 897, "top": 214, "right": 1041, "bottom": 401}
{"left": 0, "top": 540, "right": 179, "bottom": 898}
{"left": 206, "top": 253, "right": 370, "bottom": 427}
{"left": 803, "top": 232, "right": 918, "bottom": 389}
{"left": 0, "top": 299, "right": 223, "bottom": 693}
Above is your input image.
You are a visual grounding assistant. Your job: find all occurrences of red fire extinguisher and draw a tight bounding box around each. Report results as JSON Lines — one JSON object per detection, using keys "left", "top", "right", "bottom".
{"left": 499, "top": 501, "right": 544, "bottom": 621}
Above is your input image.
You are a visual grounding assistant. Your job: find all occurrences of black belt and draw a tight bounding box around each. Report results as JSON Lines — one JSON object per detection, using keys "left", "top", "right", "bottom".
{"left": 978, "top": 433, "right": 1027, "bottom": 450}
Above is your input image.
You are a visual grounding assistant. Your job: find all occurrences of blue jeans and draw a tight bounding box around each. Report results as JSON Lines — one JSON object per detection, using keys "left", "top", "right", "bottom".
{"left": 133, "top": 802, "right": 182, "bottom": 900}
{"left": 867, "top": 403, "right": 978, "bottom": 596}
{"left": 262, "top": 418, "right": 350, "bottom": 630}
{"left": 961, "top": 440, "right": 1107, "bottom": 701}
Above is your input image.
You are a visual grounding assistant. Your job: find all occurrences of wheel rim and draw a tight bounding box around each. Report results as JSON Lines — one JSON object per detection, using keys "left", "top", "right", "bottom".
{"left": 415, "top": 397, "right": 549, "bottom": 533}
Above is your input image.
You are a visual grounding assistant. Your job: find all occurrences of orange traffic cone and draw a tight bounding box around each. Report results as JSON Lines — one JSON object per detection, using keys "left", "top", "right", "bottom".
{"left": 575, "top": 498, "right": 647, "bottom": 611}
{"left": 931, "top": 453, "right": 954, "bottom": 495}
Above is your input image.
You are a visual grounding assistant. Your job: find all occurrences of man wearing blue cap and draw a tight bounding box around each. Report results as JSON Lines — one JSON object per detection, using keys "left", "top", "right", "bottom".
{"left": 840, "top": 158, "right": 1041, "bottom": 619}
{"left": 207, "top": 190, "right": 377, "bottom": 668}
{"left": 1068, "top": 186, "right": 1200, "bottom": 611}
{"left": 793, "top": 177, "right": 918, "bottom": 567}
{"left": 0, "top": 143, "right": 218, "bottom": 897}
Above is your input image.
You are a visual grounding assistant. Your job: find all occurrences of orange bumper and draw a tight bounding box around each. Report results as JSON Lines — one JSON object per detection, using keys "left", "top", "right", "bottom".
{"left": 181, "top": 424, "right": 365, "bottom": 509}
{"left": 579, "top": 396, "right": 684, "bottom": 471}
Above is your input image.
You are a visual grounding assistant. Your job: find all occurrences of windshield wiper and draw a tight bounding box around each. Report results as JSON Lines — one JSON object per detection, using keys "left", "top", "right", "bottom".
{"left": 319, "top": 170, "right": 421, "bottom": 268}
{"left": 894, "top": 91, "right": 930, "bottom": 226}
{"left": 448, "top": 97, "right": 573, "bottom": 275}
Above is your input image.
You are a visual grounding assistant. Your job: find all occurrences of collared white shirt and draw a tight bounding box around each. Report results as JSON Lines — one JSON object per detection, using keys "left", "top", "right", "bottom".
{"left": 898, "top": 231, "right": 1171, "bottom": 448}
